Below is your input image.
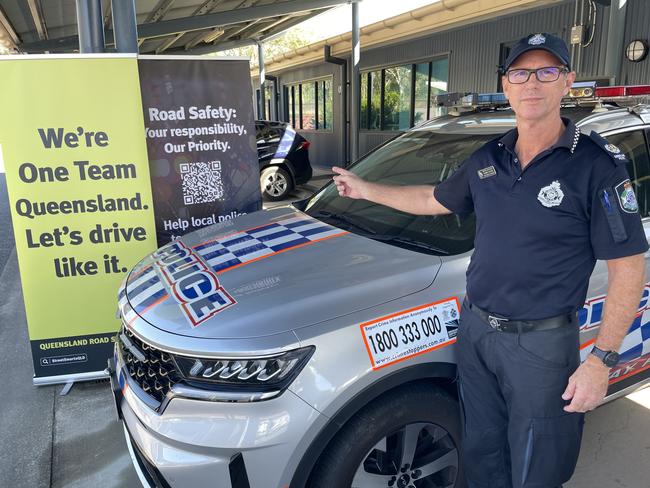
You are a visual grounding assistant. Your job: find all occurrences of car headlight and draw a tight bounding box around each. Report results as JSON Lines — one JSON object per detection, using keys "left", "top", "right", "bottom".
{"left": 172, "top": 346, "right": 314, "bottom": 400}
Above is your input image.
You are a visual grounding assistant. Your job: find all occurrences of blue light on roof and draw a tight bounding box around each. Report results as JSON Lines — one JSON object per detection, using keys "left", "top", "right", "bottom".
{"left": 477, "top": 92, "right": 509, "bottom": 105}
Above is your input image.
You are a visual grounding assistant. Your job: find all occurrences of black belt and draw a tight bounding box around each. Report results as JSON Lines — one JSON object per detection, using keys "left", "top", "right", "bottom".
{"left": 466, "top": 301, "right": 576, "bottom": 333}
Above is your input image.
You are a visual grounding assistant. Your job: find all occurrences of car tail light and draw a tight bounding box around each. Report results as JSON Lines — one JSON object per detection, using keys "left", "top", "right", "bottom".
{"left": 297, "top": 141, "right": 310, "bottom": 151}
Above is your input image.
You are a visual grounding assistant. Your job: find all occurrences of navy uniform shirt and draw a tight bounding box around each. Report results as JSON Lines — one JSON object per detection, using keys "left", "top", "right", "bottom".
{"left": 434, "top": 118, "right": 649, "bottom": 320}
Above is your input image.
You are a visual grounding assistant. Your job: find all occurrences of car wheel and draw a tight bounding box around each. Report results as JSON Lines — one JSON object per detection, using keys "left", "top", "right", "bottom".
{"left": 309, "top": 384, "right": 465, "bottom": 488}
{"left": 261, "top": 166, "right": 293, "bottom": 201}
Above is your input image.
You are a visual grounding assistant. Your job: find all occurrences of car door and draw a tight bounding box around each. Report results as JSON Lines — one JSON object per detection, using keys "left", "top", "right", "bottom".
{"left": 581, "top": 127, "right": 650, "bottom": 400}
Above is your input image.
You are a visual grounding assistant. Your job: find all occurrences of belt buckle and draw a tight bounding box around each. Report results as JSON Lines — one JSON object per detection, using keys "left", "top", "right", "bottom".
{"left": 488, "top": 315, "right": 509, "bottom": 331}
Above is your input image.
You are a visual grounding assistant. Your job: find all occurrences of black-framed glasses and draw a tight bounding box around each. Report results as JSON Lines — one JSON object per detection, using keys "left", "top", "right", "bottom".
{"left": 505, "top": 66, "right": 568, "bottom": 84}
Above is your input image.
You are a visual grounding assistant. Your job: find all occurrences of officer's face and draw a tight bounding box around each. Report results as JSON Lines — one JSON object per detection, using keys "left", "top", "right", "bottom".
{"left": 502, "top": 50, "right": 576, "bottom": 123}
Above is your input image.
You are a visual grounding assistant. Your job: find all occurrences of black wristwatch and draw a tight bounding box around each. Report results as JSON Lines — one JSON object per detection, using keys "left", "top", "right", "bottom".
{"left": 590, "top": 345, "right": 619, "bottom": 368}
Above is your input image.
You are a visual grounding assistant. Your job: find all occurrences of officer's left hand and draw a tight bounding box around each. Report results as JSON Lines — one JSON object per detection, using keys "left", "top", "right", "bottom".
{"left": 562, "top": 355, "right": 610, "bottom": 412}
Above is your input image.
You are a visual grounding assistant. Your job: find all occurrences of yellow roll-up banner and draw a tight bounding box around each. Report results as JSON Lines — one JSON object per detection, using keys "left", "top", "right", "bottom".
{"left": 0, "top": 55, "right": 157, "bottom": 382}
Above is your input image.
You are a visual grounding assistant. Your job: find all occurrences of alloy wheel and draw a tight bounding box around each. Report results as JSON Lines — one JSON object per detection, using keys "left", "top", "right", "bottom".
{"left": 351, "top": 422, "right": 459, "bottom": 488}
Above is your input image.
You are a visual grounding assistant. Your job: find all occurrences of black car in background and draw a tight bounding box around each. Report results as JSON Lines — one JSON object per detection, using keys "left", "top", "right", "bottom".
{"left": 256, "top": 120, "right": 313, "bottom": 201}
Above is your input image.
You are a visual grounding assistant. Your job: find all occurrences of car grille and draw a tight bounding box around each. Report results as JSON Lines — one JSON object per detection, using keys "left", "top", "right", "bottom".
{"left": 119, "top": 326, "right": 183, "bottom": 405}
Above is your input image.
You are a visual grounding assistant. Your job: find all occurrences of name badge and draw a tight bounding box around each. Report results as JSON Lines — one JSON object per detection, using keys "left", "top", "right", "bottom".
{"left": 478, "top": 165, "right": 496, "bottom": 179}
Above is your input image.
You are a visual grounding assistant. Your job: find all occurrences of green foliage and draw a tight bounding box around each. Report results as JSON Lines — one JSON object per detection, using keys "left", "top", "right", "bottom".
{"left": 215, "top": 28, "right": 316, "bottom": 65}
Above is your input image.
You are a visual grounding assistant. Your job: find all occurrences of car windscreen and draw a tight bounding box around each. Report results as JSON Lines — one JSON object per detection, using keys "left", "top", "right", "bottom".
{"left": 304, "top": 131, "right": 496, "bottom": 255}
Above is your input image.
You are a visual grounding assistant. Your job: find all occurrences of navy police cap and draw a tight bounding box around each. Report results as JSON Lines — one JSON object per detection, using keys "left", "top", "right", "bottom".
{"left": 501, "top": 33, "right": 571, "bottom": 73}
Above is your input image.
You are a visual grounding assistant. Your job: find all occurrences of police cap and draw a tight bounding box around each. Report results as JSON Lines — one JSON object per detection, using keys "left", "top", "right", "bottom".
{"left": 501, "top": 33, "right": 571, "bottom": 73}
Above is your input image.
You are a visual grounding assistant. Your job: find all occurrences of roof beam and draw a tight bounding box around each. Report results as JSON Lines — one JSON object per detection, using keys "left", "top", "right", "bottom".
{"left": 103, "top": 0, "right": 112, "bottom": 30}
{"left": 144, "top": 0, "right": 176, "bottom": 23}
{"left": 0, "top": 4, "right": 20, "bottom": 51}
{"left": 20, "top": 0, "right": 351, "bottom": 52}
{"left": 141, "top": 0, "right": 350, "bottom": 39}
{"left": 171, "top": 10, "right": 321, "bottom": 56}
{"left": 183, "top": 0, "right": 262, "bottom": 49}
{"left": 152, "top": 0, "right": 226, "bottom": 54}
{"left": 27, "top": 0, "right": 48, "bottom": 40}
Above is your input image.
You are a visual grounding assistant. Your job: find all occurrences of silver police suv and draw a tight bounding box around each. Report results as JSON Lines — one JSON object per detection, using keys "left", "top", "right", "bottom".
{"left": 111, "top": 86, "right": 650, "bottom": 488}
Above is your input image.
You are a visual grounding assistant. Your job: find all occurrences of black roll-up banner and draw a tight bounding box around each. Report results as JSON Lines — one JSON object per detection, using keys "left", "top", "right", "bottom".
{"left": 138, "top": 57, "right": 262, "bottom": 247}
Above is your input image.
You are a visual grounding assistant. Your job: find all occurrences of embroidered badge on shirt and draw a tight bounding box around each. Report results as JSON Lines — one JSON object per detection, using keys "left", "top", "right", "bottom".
{"left": 478, "top": 165, "right": 497, "bottom": 179}
{"left": 537, "top": 181, "right": 564, "bottom": 207}
{"left": 615, "top": 179, "right": 639, "bottom": 213}
{"left": 605, "top": 143, "right": 621, "bottom": 154}
{"left": 528, "top": 34, "right": 546, "bottom": 45}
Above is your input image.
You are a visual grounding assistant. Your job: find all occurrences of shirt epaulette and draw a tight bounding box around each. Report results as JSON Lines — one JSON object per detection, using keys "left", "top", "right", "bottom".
{"left": 586, "top": 131, "right": 629, "bottom": 165}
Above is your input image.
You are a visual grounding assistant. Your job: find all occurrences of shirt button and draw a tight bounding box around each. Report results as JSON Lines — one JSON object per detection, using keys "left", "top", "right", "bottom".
{"left": 514, "top": 158, "right": 519, "bottom": 163}
{"left": 517, "top": 177, "right": 522, "bottom": 181}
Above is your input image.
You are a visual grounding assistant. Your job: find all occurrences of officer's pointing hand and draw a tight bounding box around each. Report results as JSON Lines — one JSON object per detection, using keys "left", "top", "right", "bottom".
{"left": 561, "top": 356, "right": 610, "bottom": 413}
{"left": 332, "top": 166, "right": 366, "bottom": 200}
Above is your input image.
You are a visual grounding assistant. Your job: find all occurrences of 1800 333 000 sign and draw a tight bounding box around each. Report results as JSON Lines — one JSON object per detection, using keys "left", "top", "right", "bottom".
{"left": 360, "top": 297, "right": 460, "bottom": 370}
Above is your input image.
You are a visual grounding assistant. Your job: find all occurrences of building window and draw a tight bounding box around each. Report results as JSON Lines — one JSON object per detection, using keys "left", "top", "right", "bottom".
{"left": 360, "top": 56, "right": 449, "bottom": 131}
{"left": 383, "top": 65, "right": 412, "bottom": 131}
{"left": 283, "top": 77, "right": 334, "bottom": 131}
{"left": 302, "top": 82, "right": 316, "bottom": 130}
{"left": 414, "top": 63, "right": 429, "bottom": 126}
{"left": 264, "top": 82, "right": 274, "bottom": 119}
{"left": 319, "top": 79, "right": 333, "bottom": 130}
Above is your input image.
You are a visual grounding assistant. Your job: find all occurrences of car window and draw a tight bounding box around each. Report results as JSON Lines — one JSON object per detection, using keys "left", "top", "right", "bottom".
{"left": 604, "top": 130, "right": 650, "bottom": 218}
{"left": 305, "top": 131, "right": 495, "bottom": 255}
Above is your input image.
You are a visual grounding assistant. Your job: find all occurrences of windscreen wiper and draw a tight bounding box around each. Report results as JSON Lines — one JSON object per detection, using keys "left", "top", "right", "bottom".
{"left": 369, "top": 234, "right": 450, "bottom": 255}
{"left": 311, "top": 210, "right": 378, "bottom": 235}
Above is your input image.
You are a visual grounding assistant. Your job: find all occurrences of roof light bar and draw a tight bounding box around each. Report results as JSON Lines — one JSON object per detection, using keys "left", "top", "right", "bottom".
{"left": 568, "top": 81, "right": 596, "bottom": 99}
{"left": 594, "top": 85, "right": 650, "bottom": 97}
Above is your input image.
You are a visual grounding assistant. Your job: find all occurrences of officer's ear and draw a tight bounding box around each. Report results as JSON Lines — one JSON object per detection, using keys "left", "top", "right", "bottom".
{"left": 563, "top": 69, "right": 577, "bottom": 96}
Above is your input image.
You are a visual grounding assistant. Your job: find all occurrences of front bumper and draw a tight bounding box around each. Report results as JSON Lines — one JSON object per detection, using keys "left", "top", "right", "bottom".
{"left": 110, "top": 344, "right": 324, "bottom": 488}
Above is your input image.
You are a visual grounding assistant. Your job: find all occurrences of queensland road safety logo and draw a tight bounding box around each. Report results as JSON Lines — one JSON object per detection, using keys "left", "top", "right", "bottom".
{"left": 153, "top": 240, "right": 236, "bottom": 327}
{"left": 360, "top": 297, "right": 459, "bottom": 370}
{"left": 528, "top": 34, "right": 546, "bottom": 45}
{"left": 537, "top": 180, "right": 564, "bottom": 207}
{"left": 615, "top": 179, "right": 639, "bottom": 213}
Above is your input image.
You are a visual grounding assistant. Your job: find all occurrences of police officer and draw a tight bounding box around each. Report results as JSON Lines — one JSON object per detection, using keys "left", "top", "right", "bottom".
{"left": 332, "top": 32, "right": 648, "bottom": 488}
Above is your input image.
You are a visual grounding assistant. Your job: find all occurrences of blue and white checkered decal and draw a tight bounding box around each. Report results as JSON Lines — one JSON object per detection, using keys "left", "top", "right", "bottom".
{"left": 119, "top": 265, "right": 167, "bottom": 321}
{"left": 194, "top": 215, "right": 346, "bottom": 273}
{"left": 119, "top": 215, "right": 347, "bottom": 323}
{"left": 580, "top": 284, "right": 650, "bottom": 365}
{"left": 617, "top": 312, "right": 650, "bottom": 363}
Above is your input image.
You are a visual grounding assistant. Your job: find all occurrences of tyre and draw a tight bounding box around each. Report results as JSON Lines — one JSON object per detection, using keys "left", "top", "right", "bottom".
{"left": 260, "top": 166, "right": 293, "bottom": 201}
{"left": 309, "top": 383, "right": 466, "bottom": 488}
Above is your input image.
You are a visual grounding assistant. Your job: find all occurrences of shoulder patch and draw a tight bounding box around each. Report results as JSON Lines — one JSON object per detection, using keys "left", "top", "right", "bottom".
{"left": 588, "top": 131, "right": 629, "bottom": 165}
{"left": 615, "top": 179, "right": 639, "bottom": 213}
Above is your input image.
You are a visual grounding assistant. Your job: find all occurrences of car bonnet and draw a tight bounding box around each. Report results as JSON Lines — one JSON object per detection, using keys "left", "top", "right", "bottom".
{"left": 118, "top": 206, "right": 442, "bottom": 339}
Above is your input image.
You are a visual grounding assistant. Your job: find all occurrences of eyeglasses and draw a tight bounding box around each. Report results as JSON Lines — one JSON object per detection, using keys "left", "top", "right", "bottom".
{"left": 505, "top": 66, "right": 568, "bottom": 84}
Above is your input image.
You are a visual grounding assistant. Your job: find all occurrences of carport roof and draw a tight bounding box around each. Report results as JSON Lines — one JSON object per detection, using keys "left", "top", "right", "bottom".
{"left": 0, "top": 0, "right": 348, "bottom": 54}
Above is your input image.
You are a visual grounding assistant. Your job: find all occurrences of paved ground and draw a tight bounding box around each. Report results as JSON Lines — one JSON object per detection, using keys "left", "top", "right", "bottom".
{"left": 1, "top": 167, "right": 649, "bottom": 488}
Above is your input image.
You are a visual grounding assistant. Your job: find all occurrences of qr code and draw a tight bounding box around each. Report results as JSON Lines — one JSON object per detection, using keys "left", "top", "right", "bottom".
{"left": 179, "top": 161, "right": 224, "bottom": 205}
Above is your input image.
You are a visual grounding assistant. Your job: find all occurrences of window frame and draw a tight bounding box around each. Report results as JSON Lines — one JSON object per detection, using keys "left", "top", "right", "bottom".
{"left": 282, "top": 76, "right": 335, "bottom": 133}
{"left": 359, "top": 55, "right": 449, "bottom": 132}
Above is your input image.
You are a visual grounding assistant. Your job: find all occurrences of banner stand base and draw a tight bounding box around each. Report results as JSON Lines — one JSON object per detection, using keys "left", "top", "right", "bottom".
{"left": 33, "top": 370, "right": 109, "bottom": 387}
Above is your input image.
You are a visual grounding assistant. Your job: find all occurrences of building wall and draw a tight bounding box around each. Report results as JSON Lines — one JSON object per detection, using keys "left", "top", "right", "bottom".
{"left": 254, "top": 63, "right": 345, "bottom": 170}
{"left": 261, "top": 0, "right": 649, "bottom": 168}
{"left": 620, "top": 0, "right": 650, "bottom": 85}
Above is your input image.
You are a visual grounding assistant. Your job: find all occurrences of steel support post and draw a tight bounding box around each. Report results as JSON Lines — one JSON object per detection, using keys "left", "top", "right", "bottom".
{"left": 350, "top": 1, "right": 360, "bottom": 162}
{"left": 76, "top": 0, "right": 105, "bottom": 53}
{"left": 258, "top": 42, "right": 267, "bottom": 120}
{"left": 112, "top": 0, "right": 139, "bottom": 53}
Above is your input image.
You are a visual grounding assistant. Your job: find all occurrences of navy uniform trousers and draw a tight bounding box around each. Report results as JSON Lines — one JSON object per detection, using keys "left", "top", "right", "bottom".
{"left": 457, "top": 300, "right": 585, "bottom": 488}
